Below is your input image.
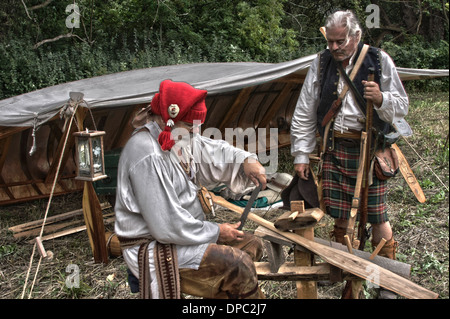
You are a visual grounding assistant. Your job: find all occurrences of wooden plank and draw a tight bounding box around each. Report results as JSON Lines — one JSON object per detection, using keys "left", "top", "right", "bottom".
{"left": 39, "top": 224, "right": 87, "bottom": 242}
{"left": 211, "top": 193, "right": 437, "bottom": 299}
{"left": 392, "top": 143, "right": 426, "bottom": 203}
{"left": 8, "top": 202, "right": 111, "bottom": 234}
{"left": 255, "top": 262, "right": 359, "bottom": 281}
{"left": 14, "top": 219, "right": 84, "bottom": 239}
{"left": 256, "top": 262, "right": 329, "bottom": 281}
{"left": 32, "top": 213, "right": 115, "bottom": 243}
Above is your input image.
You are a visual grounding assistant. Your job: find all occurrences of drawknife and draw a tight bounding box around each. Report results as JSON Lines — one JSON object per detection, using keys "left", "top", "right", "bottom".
{"left": 237, "top": 181, "right": 262, "bottom": 230}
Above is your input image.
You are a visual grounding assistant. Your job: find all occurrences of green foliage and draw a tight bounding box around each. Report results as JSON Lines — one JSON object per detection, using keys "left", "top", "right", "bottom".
{"left": 0, "top": 0, "right": 448, "bottom": 99}
{"left": 236, "top": 0, "right": 298, "bottom": 61}
{"left": 382, "top": 36, "right": 449, "bottom": 70}
{"left": 0, "top": 244, "right": 16, "bottom": 258}
{"left": 382, "top": 36, "right": 449, "bottom": 91}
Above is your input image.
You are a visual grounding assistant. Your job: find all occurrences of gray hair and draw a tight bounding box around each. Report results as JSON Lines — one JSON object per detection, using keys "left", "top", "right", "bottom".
{"left": 325, "top": 10, "right": 362, "bottom": 41}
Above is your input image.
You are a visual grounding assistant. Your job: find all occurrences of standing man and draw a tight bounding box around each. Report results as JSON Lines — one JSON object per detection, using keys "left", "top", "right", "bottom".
{"left": 115, "top": 79, "right": 266, "bottom": 299}
{"left": 290, "top": 10, "right": 408, "bottom": 282}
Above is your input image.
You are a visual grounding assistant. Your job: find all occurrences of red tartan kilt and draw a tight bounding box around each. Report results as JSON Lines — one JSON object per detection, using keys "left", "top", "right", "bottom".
{"left": 322, "top": 142, "right": 388, "bottom": 224}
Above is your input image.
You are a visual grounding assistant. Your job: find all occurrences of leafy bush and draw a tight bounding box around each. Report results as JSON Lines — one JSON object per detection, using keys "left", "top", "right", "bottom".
{"left": 0, "top": 1, "right": 448, "bottom": 99}
{"left": 381, "top": 36, "right": 449, "bottom": 91}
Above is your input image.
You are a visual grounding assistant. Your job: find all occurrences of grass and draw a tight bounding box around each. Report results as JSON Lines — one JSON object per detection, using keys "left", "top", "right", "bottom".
{"left": 0, "top": 92, "right": 448, "bottom": 299}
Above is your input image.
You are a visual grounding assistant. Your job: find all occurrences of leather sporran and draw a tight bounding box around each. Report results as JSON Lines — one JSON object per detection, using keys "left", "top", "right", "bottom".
{"left": 373, "top": 146, "right": 399, "bottom": 180}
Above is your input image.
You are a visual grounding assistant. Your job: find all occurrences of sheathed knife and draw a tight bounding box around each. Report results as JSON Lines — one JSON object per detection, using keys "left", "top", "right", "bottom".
{"left": 237, "top": 181, "right": 262, "bottom": 230}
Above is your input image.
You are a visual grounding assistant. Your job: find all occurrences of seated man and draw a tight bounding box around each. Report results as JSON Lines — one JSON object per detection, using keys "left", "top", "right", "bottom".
{"left": 114, "top": 79, "right": 266, "bottom": 299}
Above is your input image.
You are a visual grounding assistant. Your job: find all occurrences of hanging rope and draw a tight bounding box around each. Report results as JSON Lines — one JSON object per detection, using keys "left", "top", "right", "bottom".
{"left": 21, "top": 102, "right": 80, "bottom": 299}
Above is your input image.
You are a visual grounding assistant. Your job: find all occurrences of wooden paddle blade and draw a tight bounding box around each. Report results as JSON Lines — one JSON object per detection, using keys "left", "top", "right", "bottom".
{"left": 392, "top": 143, "right": 426, "bottom": 203}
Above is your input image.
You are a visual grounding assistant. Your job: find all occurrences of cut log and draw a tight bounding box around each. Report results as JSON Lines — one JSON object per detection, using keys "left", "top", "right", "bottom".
{"left": 211, "top": 193, "right": 438, "bottom": 299}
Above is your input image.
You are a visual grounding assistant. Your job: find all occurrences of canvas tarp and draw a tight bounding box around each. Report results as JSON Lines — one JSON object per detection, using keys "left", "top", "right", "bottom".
{"left": 0, "top": 54, "right": 448, "bottom": 128}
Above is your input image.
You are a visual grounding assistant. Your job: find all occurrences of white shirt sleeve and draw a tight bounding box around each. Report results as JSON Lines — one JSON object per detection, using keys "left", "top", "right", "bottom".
{"left": 193, "top": 135, "right": 257, "bottom": 195}
{"left": 376, "top": 50, "right": 409, "bottom": 123}
{"left": 290, "top": 55, "right": 321, "bottom": 164}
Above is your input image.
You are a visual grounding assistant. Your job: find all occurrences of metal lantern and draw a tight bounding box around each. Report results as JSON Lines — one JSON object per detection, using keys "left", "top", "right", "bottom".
{"left": 74, "top": 129, "right": 108, "bottom": 182}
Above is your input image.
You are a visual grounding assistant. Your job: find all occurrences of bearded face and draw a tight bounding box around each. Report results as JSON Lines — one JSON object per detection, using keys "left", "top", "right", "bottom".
{"left": 326, "top": 26, "right": 359, "bottom": 62}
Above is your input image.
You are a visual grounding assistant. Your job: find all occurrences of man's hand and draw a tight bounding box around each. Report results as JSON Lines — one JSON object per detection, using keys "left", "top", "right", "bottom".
{"left": 362, "top": 80, "right": 383, "bottom": 107}
{"left": 294, "top": 163, "right": 310, "bottom": 180}
{"left": 243, "top": 157, "right": 267, "bottom": 189}
{"left": 218, "top": 222, "right": 244, "bottom": 243}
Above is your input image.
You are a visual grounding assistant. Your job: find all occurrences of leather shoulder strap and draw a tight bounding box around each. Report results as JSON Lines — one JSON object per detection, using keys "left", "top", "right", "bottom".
{"left": 338, "top": 44, "right": 369, "bottom": 100}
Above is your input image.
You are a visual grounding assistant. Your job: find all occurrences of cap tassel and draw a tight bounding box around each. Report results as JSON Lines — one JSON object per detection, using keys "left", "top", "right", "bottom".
{"left": 158, "top": 120, "right": 175, "bottom": 151}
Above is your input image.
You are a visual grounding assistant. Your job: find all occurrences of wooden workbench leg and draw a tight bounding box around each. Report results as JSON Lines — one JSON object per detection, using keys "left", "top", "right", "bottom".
{"left": 292, "top": 201, "right": 318, "bottom": 299}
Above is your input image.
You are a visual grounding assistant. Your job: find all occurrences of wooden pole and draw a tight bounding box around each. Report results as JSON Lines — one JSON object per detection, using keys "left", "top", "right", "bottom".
{"left": 82, "top": 181, "right": 108, "bottom": 264}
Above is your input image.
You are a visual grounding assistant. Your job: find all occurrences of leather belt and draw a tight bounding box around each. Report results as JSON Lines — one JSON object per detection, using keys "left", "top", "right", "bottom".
{"left": 334, "top": 130, "right": 362, "bottom": 148}
{"left": 334, "top": 130, "right": 361, "bottom": 140}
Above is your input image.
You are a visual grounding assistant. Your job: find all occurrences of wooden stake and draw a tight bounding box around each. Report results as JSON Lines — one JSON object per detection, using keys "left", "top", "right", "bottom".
{"left": 289, "top": 211, "right": 299, "bottom": 220}
{"left": 9, "top": 203, "right": 111, "bottom": 235}
{"left": 370, "top": 238, "right": 387, "bottom": 260}
{"left": 343, "top": 235, "right": 353, "bottom": 254}
{"left": 35, "top": 236, "right": 47, "bottom": 258}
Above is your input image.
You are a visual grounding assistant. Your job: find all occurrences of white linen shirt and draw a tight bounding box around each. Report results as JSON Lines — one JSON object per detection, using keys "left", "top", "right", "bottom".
{"left": 291, "top": 48, "right": 409, "bottom": 164}
{"left": 114, "top": 121, "right": 256, "bottom": 298}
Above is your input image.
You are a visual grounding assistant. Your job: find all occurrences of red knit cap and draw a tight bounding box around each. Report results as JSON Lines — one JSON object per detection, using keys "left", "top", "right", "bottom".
{"left": 150, "top": 80, "right": 207, "bottom": 151}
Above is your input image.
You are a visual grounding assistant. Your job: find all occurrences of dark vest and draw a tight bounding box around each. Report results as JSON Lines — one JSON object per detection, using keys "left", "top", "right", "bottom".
{"left": 317, "top": 43, "right": 390, "bottom": 143}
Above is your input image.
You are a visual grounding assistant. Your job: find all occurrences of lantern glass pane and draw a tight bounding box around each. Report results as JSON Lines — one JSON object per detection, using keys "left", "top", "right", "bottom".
{"left": 77, "top": 138, "right": 91, "bottom": 176}
{"left": 92, "top": 136, "right": 103, "bottom": 174}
